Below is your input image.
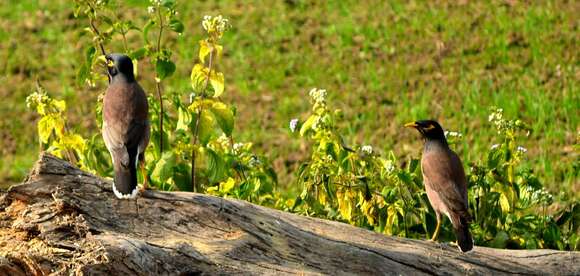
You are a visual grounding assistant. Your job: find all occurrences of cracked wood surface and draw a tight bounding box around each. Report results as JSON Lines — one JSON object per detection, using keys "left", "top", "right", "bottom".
{"left": 0, "top": 153, "right": 578, "bottom": 275}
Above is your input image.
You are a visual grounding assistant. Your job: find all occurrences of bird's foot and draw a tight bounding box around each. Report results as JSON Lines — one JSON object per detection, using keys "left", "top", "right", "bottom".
{"left": 138, "top": 184, "right": 150, "bottom": 196}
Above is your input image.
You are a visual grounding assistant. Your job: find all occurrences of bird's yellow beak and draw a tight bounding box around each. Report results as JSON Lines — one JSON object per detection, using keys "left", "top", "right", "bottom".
{"left": 98, "top": 55, "right": 115, "bottom": 68}
{"left": 404, "top": 122, "right": 417, "bottom": 128}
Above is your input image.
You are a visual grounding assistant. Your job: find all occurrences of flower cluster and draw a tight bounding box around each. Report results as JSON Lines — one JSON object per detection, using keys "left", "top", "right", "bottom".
{"left": 444, "top": 131, "right": 463, "bottom": 138}
{"left": 25, "top": 91, "right": 49, "bottom": 109}
{"left": 202, "top": 15, "right": 230, "bottom": 39}
{"left": 233, "top": 142, "right": 244, "bottom": 154}
{"left": 361, "top": 145, "right": 373, "bottom": 155}
{"left": 147, "top": 0, "right": 162, "bottom": 13}
{"left": 309, "top": 88, "right": 327, "bottom": 104}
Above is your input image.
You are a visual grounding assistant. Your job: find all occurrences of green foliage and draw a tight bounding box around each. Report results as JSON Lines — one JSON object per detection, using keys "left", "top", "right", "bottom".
{"left": 290, "top": 92, "right": 579, "bottom": 250}
{"left": 468, "top": 108, "right": 579, "bottom": 250}
{"left": 22, "top": 1, "right": 578, "bottom": 252}
{"left": 25, "top": 84, "right": 100, "bottom": 174}
{"left": 67, "top": 1, "right": 278, "bottom": 203}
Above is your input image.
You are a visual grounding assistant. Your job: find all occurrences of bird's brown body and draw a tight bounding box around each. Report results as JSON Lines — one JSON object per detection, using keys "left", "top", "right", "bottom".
{"left": 102, "top": 54, "right": 150, "bottom": 199}
{"left": 406, "top": 120, "right": 473, "bottom": 252}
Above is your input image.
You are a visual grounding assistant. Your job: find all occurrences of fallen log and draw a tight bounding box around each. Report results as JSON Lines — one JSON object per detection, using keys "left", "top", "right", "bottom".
{"left": 0, "top": 153, "right": 578, "bottom": 275}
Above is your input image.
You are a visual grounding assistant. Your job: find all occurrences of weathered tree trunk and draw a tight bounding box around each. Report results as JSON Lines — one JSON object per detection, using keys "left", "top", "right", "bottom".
{"left": 0, "top": 153, "right": 578, "bottom": 275}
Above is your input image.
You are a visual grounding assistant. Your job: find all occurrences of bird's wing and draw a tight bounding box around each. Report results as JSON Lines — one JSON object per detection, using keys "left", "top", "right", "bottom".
{"left": 102, "top": 121, "right": 129, "bottom": 167}
{"left": 421, "top": 149, "right": 469, "bottom": 216}
{"left": 102, "top": 82, "right": 149, "bottom": 167}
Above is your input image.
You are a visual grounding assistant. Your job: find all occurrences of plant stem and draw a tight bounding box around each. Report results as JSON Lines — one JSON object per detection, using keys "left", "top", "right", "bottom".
{"left": 155, "top": 7, "right": 165, "bottom": 153}
{"left": 191, "top": 47, "right": 215, "bottom": 192}
{"left": 85, "top": 1, "right": 106, "bottom": 56}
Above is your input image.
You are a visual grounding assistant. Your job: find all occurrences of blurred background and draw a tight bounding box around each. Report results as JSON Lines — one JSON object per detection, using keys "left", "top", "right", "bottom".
{"left": 0, "top": 0, "right": 577, "bottom": 199}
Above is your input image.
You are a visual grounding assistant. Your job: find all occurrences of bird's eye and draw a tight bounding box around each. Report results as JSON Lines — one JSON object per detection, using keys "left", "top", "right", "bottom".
{"left": 425, "top": 124, "right": 435, "bottom": 130}
{"left": 109, "top": 67, "right": 118, "bottom": 76}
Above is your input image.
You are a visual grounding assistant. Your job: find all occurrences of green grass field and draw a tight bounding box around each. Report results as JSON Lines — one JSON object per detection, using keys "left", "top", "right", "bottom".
{"left": 0, "top": 0, "right": 577, "bottom": 200}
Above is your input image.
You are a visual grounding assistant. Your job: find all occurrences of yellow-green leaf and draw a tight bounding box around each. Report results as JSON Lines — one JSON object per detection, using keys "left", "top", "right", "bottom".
{"left": 151, "top": 152, "right": 176, "bottom": 185}
{"left": 176, "top": 107, "right": 191, "bottom": 132}
{"left": 61, "top": 133, "right": 86, "bottom": 153}
{"left": 499, "top": 193, "right": 511, "bottom": 213}
{"left": 190, "top": 63, "right": 207, "bottom": 92}
{"left": 52, "top": 99, "right": 66, "bottom": 112}
{"left": 209, "top": 102, "right": 234, "bottom": 136}
{"left": 198, "top": 40, "right": 212, "bottom": 63}
{"left": 197, "top": 110, "right": 215, "bottom": 145}
{"left": 210, "top": 71, "right": 224, "bottom": 97}
{"left": 220, "top": 177, "right": 236, "bottom": 193}
{"left": 38, "top": 116, "right": 55, "bottom": 144}
{"left": 299, "top": 115, "right": 318, "bottom": 136}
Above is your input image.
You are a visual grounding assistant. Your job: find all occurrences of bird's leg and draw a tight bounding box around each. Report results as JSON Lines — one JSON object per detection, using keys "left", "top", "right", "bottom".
{"left": 430, "top": 212, "right": 442, "bottom": 242}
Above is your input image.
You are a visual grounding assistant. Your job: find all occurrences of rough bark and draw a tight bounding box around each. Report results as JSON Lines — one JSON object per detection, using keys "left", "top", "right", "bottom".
{"left": 0, "top": 153, "right": 578, "bottom": 275}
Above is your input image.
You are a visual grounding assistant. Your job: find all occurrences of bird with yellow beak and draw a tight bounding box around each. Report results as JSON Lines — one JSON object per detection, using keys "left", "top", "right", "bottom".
{"left": 405, "top": 120, "right": 473, "bottom": 252}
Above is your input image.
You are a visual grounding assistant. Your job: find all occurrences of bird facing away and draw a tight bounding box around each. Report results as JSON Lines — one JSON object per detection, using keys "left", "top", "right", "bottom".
{"left": 102, "top": 53, "right": 150, "bottom": 199}
{"left": 405, "top": 120, "right": 473, "bottom": 252}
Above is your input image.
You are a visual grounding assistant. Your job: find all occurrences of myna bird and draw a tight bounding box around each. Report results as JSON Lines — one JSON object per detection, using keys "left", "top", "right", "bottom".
{"left": 102, "top": 53, "right": 150, "bottom": 199}
{"left": 405, "top": 120, "right": 473, "bottom": 252}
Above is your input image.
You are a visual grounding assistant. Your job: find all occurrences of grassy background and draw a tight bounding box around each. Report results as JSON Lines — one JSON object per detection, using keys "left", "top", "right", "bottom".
{"left": 0, "top": 0, "right": 577, "bottom": 199}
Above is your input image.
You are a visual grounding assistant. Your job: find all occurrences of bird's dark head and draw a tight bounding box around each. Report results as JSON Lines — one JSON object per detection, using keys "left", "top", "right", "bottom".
{"left": 405, "top": 120, "right": 447, "bottom": 142}
{"left": 106, "top": 53, "right": 135, "bottom": 82}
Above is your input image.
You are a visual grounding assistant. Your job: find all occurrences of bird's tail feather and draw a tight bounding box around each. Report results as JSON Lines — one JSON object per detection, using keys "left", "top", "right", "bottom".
{"left": 112, "top": 149, "right": 138, "bottom": 199}
{"left": 453, "top": 217, "right": 473, "bottom": 252}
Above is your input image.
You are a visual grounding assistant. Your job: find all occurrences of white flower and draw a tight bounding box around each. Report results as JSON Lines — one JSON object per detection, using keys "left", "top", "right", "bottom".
{"left": 289, "top": 118, "right": 298, "bottom": 132}
{"left": 202, "top": 15, "right": 230, "bottom": 35}
{"left": 491, "top": 144, "right": 500, "bottom": 150}
{"left": 149, "top": 0, "right": 162, "bottom": 6}
{"left": 361, "top": 145, "right": 373, "bottom": 155}
{"left": 308, "top": 88, "right": 327, "bottom": 104}
{"left": 233, "top": 143, "right": 244, "bottom": 153}
{"left": 517, "top": 146, "right": 527, "bottom": 153}
{"left": 216, "top": 134, "right": 230, "bottom": 148}
{"left": 147, "top": 6, "right": 155, "bottom": 14}
{"left": 384, "top": 161, "right": 395, "bottom": 173}
{"left": 444, "top": 131, "right": 462, "bottom": 138}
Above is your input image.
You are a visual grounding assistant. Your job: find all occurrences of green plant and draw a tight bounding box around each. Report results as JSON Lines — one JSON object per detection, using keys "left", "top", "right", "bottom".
{"left": 22, "top": 1, "right": 578, "bottom": 252}
{"left": 468, "top": 108, "right": 579, "bottom": 250}
{"left": 291, "top": 92, "right": 578, "bottom": 249}
{"left": 26, "top": 83, "right": 87, "bottom": 171}
{"left": 292, "top": 88, "right": 429, "bottom": 237}
{"left": 68, "top": 1, "right": 278, "bottom": 201}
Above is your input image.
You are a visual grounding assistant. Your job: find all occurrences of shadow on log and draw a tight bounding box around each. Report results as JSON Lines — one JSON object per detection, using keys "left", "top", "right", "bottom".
{"left": 0, "top": 153, "right": 578, "bottom": 275}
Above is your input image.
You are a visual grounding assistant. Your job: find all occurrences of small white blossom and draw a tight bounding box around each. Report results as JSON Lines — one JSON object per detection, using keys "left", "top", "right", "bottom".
{"left": 361, "top": 145, "right": 373, "bottom": 155}
{"left": 147, "top": 6, "right": 155, "bottom": 14}
{"left": 488, "top": 108, "right": 504, "bottom": 122}
{"left": 233, "top": 142, "right": 244, "bottom": 153}
{"left": 149, "top": 0, "right": 162, "bottom": 6}
{"left": 444, "top": 131, "right": 462, "bottom": 138}
{"left": 216, "top": 134, "right": 230, "bottom": 148}
{"left": 309, "top": 88, "right": 327, "bottom": 104}
{"left": 517, "top": 146, "right": 527, "bottom": 153}
{"left": 491, "top": 144, "right": 500, "bottom": 150}
{"left": 289, "top": 118, "right": 298, "bottom": 132}
{"left": 384, "top": 161, "right": 395, "bottom": 173}
{"left": 202, "top": 15, "right": 230, "bottom": 36}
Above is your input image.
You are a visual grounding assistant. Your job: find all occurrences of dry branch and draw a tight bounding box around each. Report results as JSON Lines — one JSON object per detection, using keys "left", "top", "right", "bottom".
{"left": 0, "top": 153, "right": 578, "bottom": 275}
